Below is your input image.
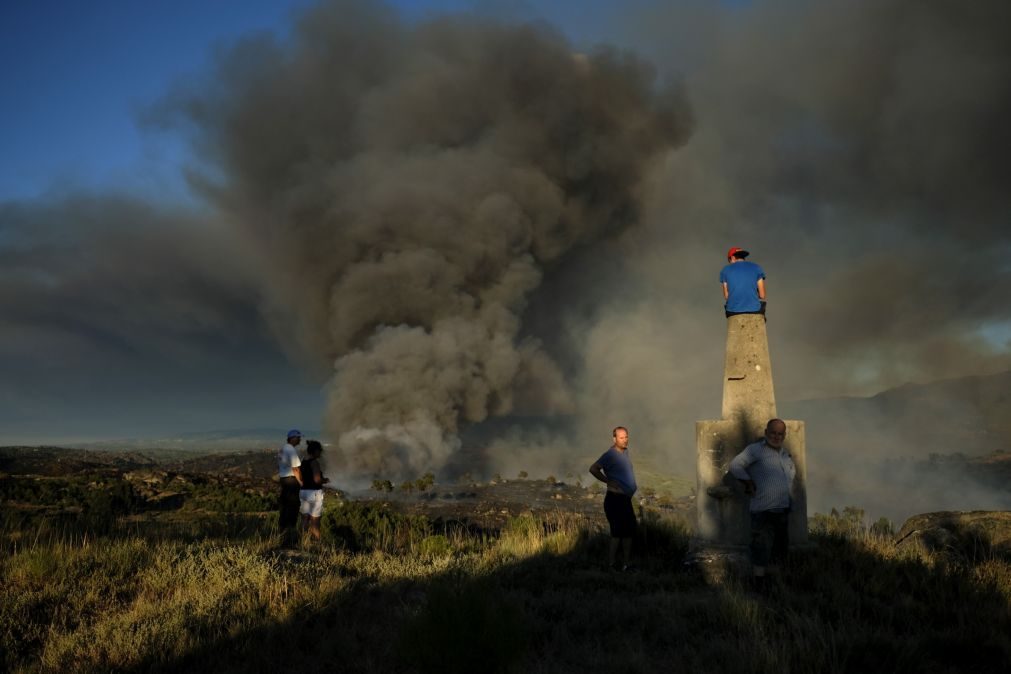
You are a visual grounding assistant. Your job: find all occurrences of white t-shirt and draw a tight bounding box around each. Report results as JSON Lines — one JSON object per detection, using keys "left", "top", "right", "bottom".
{"left": 277, "top": 442, "right": 302, "bottom": 478}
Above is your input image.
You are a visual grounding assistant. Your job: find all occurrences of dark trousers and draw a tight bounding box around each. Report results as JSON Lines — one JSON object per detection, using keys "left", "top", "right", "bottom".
{"left": 750, "top": 510, "right": 789, "bottom": 567}
{"left": 278, "top": 476, "right": 300, "bottom": 530}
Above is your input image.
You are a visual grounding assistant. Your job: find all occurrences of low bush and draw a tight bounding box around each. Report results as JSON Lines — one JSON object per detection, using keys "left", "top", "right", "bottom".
{"left": 321, "top": 502, "right": 430, "bottom": 552}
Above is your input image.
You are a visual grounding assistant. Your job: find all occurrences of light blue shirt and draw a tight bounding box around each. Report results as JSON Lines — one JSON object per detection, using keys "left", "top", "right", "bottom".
{"left": 729, "top": 440, "right": 795, "bottom": 513}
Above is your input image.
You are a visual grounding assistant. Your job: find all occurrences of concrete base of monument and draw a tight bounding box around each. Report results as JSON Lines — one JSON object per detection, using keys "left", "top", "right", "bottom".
{"left": 696, "top": 418, "right": 809, "bottom": 547}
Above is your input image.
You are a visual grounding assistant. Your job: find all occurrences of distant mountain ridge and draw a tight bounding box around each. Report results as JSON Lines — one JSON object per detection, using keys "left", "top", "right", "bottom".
{"left": 73, "top": 428, "right": 322, "bottom": 453}
{"left": 781, "top": 369, "right": 1011, "bottom": 458}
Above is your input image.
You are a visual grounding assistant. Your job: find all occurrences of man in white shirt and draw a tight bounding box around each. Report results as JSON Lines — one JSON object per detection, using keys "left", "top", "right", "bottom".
{"left": 277, "top": 429, "right": 303, "bottom": 548}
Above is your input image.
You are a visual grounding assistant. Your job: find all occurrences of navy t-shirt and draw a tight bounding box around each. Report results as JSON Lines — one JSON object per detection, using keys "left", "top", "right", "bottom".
{"left": 720, "top": 261, "right": 766, "bottom": 312}
{"left": 596, "top": 446, "right": 637, "bottom": 497}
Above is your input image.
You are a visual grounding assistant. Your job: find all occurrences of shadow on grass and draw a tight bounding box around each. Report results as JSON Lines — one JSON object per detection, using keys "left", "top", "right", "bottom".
{"left": 7, "top": 512, "right": 1011, "bottom": 674}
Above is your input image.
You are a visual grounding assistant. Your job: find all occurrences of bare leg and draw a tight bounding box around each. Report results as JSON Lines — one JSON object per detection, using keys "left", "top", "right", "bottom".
{"left": 309, "top": 516, "right": 322, "bottom": 540}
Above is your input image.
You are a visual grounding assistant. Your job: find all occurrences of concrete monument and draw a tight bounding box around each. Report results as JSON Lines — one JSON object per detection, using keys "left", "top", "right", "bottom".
{"left": 695, "top": 314, "right": 807, "bottom": 553}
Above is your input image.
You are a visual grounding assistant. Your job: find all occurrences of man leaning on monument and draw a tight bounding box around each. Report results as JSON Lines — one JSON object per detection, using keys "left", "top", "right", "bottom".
{"left": 720, "top": 246, "right": 766, "bottom": 318}
{"left": 729, "top": 419, "right": 795, "bottom": 586}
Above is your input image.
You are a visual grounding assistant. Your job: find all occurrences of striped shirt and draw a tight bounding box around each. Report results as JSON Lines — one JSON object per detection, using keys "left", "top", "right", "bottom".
{"left": 729, "top": 440, "right": 796, "bottom": 513}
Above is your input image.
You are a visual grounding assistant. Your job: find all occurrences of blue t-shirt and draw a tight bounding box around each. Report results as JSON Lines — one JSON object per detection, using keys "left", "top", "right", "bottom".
{"left": 596, "top": 446, "right": 637, "bottom": 497}
{"left": 719, "top": 261, "right": 766, "bottom": 313}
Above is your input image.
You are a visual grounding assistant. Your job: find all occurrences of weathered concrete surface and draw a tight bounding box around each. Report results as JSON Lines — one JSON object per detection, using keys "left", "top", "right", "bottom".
{"left": 895, "top": 511, "right": 1011, "bottom": 557}
{"left": 693, "top": 313, "right": 808, "bottom": 552}
{"left": 722, "top": 314, "right": 777, "bottom": 425}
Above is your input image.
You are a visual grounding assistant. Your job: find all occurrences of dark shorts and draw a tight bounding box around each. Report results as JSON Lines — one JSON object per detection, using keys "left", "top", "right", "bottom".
{"left": 750, "top": 510, "right": 789, "bottom": 567}
{"left": 604, "top": 492, "right": 637, "bottom": 539}
{"left": 726, "top": 301, "right": 767, "bottom": 319}
{"left": 278, "top": 476, "right": 301, "bottom": 529}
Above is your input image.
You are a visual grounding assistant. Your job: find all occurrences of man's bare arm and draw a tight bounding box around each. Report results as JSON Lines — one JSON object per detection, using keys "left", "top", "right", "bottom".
{"left": 293, "top": 465, "right": 302, "bottom": 487}
{"left": 757, "top": 278, "right": 766, "bottom": 301}
{"left": 722, "top": 281, "right": 729, "bottom": 301}
{"left": 590, "top": 462, "right": 623, "bottom": 492}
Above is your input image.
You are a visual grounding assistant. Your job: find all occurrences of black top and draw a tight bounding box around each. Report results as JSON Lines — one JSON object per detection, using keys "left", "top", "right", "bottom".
{"left": 301, "top": 457, "right": 324, "bottom": 490}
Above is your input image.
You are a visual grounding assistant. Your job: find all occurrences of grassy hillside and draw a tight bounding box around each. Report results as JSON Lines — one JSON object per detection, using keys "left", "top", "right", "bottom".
{"left": 3, "top": 496, "right": 1010, "bottom": 673}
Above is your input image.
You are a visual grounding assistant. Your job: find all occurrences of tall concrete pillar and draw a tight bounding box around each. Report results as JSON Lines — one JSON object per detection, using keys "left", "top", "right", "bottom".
{"left": 695, "top": 314, "right": 807, "bottom": 555}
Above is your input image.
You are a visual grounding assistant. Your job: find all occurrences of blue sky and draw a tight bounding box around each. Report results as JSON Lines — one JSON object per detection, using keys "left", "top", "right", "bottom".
{"left": 0, "top": 0, "right": 623, "bottom": 203}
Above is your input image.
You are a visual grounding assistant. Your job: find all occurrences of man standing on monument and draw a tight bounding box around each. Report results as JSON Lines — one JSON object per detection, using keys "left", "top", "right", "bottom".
{"left": 729, "top": 419, "right": 795, "bottom": 585}
{"left": 720, "top": 246, "right": 766, "bottom": 318}
{"left": 590, "top": 426, "right": 638, "bottom": 571}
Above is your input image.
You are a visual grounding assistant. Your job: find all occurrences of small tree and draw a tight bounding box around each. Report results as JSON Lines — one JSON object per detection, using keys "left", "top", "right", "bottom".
{"left": 399, "top": 481, "right": 415, "bottom": 493}
{"left": 869, "top": 516, "right": 894, "bottom": 538}
{"left": 372, "top": 479, "right": 394, "bottom": 493}
{"left": 517, "top": 471, "right": 528, "bottom": 480}
{"left": 415, "top": 472, "right": 435, "bottom": 492}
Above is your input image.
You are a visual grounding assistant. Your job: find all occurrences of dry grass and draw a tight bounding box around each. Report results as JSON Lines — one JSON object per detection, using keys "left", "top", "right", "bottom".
{"left": 2, "top": 506, "right": 1009, "bottom": 673}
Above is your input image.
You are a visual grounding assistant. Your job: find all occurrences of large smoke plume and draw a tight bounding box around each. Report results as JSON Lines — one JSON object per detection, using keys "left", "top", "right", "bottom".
{"left": 166, "top": 2, "right": 691, "bottom": 479}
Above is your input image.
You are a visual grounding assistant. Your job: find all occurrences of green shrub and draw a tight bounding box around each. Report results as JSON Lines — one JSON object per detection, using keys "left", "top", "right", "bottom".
{"left": 321, "top": 502, "right": 430, "bottom": 552}
{"left": 414, "top": 472, "right": 435, "bottom": 492}
{"left": 809, "top": 506, "right": 867, "bottom": 538}
{"left": 371, "top": 479, "right": 394, "bottom": 493}
{"left": 418, "top": 534, "right": 452, "bottom": 558}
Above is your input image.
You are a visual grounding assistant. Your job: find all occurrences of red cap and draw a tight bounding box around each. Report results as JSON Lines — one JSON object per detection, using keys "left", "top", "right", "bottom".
{"left": 727, "top": 246, "right": 749, "bottom": 260}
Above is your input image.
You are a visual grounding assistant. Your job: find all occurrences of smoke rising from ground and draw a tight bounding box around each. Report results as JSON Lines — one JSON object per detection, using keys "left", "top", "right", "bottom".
{"left": 165, "top": 1, "right": 691, "bottom": 479}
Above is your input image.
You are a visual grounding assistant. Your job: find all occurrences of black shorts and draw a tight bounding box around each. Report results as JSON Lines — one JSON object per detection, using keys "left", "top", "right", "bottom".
{"left": 604, "top": 492, "right": 637, "bottom": 539}
{"left": 726, "top": 301, "right": 767, "bottom": 319}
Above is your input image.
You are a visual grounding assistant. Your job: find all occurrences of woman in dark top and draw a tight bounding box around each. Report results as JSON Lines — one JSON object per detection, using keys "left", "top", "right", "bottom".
{"left": 298, "top": 440, "right": 329, "bottom": 541}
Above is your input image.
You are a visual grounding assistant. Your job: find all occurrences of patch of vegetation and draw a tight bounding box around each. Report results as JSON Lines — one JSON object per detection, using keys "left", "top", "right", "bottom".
{"left": 414, "top": 472, "right": 435, "bottom": 492}
{"left": 810, "top": 505, "right": 894, "bottom": 539}
{"left": 182, "top": 481, "right": 274, "bottom": 513}
{"left": 321, "top": 502, "right": 431, "bottom": 552}
{"left": 371, "top": 479, "right": 394, "bottom": 493}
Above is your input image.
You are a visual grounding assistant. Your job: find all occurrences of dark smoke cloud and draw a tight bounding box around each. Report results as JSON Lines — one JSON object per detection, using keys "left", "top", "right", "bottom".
{"left": 162, "top": 1, "right": 691, "bottom": 479}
